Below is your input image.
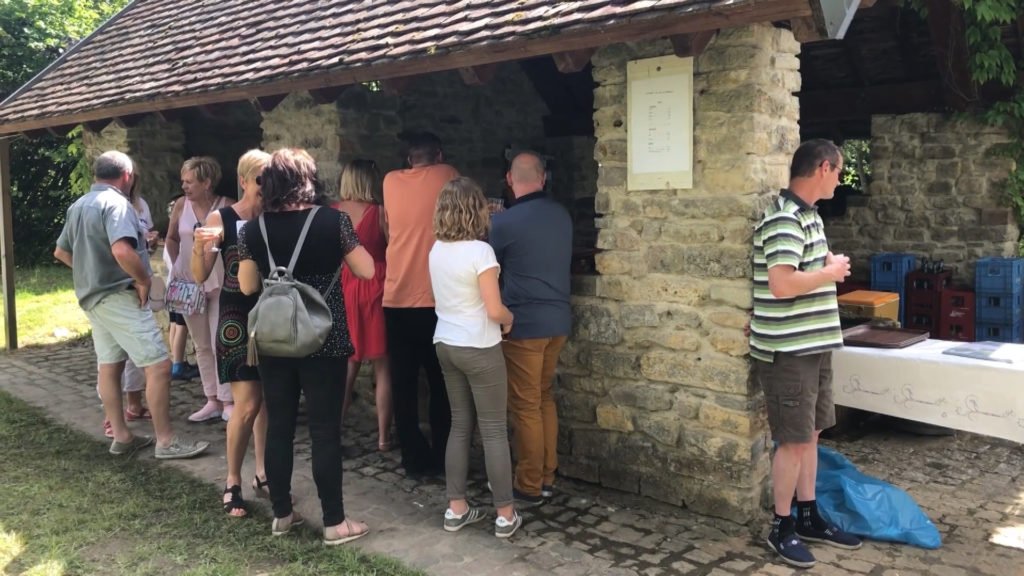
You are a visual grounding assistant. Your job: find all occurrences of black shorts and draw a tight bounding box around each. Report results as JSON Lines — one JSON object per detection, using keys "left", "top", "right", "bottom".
{"left": 169, "top": 311, "right": 186, "bottom": 326}
{"left": 754, "top": 351, "right": 835, "bottom": 444}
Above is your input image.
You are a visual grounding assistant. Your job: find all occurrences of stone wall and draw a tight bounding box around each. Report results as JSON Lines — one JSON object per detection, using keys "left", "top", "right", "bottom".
{"left": 83, "top": 116, "right": 186, "bottom": 233}
{"left": 398, "top": 63, "right": 550, "bottom": 199}
{"left": 560, "top": 24, "right": 801, "bottom": 522}
{"left": 825, "top": 114, "right": 1018, "bottom": 284}
{"left": 260, "top": 87, "right": 402, "bottom": 200}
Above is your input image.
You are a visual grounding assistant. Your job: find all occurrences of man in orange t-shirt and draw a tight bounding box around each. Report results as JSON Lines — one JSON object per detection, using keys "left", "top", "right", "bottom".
{"left": 382, "top": 132, "right": 459, "bottom": 476}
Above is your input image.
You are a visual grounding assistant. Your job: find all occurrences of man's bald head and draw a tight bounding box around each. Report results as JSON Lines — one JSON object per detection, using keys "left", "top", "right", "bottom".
{"left": 507, "top": 152, "right": 546, "bottom": 198}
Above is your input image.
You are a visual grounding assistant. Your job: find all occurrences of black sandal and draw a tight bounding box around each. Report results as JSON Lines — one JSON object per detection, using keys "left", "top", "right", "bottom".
{"left": 223, "top": 485, "right": 248, "bottom": 517}
{"left": 253, "top": 476, "right": 270, "bottom": 499}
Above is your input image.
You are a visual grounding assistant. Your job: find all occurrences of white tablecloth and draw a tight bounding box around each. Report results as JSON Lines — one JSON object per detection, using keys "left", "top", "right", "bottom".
{"left": 832, "top": 339, "right": 1024, "bottom": 443}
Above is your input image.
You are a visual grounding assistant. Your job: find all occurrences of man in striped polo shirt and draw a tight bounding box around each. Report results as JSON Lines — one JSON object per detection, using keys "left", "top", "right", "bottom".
{"left": 751, "top": 139, "right": 861, "bottom": 568}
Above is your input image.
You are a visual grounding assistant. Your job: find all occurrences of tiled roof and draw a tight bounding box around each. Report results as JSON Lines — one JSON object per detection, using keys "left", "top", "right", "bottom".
{"left": 0, "top": 0, "right": 791, "bottom": 132}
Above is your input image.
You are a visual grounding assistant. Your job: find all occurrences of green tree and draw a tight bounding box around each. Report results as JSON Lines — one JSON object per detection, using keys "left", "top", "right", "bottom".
{"left": 0, "top": 0, "right": 130, "bottom": 266}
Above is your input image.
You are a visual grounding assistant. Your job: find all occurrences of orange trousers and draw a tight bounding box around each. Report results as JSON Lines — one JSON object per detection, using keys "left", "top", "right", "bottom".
{"left": 502, "top": 335, "right": 567, "bottom": 497}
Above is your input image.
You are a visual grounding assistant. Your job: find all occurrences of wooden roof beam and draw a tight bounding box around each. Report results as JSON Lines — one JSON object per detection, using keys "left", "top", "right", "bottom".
{"left": 669, "top": 31, "right": 717, "bottom": 58}
{"left": 552, "top": 49, "right": 594, "bottom": 73}
{"left": 458, "top": 64, "right": 498, "bottom": 85}
{"left": 114, "top": 113, "right": 150, "bottom": 127}
{"left": 790, "top": 16, "right": 825, "bottom": 43}
{"left": 926, "top": 0, "right": 977, "bottom": 110}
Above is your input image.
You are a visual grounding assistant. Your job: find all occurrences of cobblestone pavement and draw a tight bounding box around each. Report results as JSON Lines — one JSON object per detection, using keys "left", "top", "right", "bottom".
{"left": 2, "top": 341, "right": 1023, "bottom": 576}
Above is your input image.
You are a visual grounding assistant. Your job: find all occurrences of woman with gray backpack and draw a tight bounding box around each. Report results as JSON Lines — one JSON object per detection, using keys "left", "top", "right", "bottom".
{"left": 237, "top": 148, "right": 375, "bottom": 545}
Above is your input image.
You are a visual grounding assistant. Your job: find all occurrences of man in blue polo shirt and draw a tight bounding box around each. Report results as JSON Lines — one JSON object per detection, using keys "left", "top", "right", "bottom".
{"left": 489, "top": 151, "right": 572, "bottom": 507}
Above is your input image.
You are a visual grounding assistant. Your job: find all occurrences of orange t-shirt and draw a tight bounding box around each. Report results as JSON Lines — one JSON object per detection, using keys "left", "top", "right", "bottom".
{"left": 382, "top": 163, "right": 460, "bottom": 308}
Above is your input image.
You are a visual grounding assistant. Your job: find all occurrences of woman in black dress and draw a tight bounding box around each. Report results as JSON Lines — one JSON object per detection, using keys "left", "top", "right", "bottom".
{"left": 238, "top": 148, "right": 375, "bottom": 544}
{"left": 192, "top": 149, "right": 271, "bottom": 517}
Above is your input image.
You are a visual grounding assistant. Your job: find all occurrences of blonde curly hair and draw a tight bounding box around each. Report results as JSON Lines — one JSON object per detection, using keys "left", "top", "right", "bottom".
{"left": 181, "top": 156, "right": 222, "bottom": 189}
{"left": 433, "top": 177, "right": 489, "bottom": 242}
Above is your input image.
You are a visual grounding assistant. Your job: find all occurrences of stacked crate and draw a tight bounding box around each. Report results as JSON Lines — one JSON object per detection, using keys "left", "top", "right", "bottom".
{"left": 903, "top": 269, "right": 953, "bottom": 335}
{"left": 938, "top": 289, "right": 976, "bottom": 342}
{"left": 870, "top": 253, "right": 917, "bottom": 324}
{"left": 974, "top": 257, "right": 1024, "bottom": 343}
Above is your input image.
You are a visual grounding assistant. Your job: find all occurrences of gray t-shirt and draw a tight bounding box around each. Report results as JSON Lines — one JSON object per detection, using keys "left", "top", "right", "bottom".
{"left": 56, "top": 184, "right": 151, "bottom": 311}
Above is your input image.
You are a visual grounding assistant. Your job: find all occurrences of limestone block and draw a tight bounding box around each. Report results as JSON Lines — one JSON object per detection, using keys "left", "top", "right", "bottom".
{"left": 570, "top": 428, "right": 617, "bottom": 459}
{"left": 722, "top": 219, "right": 755, "bottom": 244}
{"left": 573, "top": 303, "right": 623, "bottom": 345}
{"left": 595, "top": 138, "right": 627, "bottom": 163}
{"left": 560, "top": 373, "right": 609, "bottom": 395}
{"left": 659, "top": 222, "right": 723, "bottom": 244}
{"left": 589, "top": 350, "right": 642, "bottom": 379}
{"left": 630, "top": 327, "right": 703, "bottom": 352}
{"left": 709, "top": 328, "right": 749, "bottom": 357}
{"left": 657, "top": 304, "right": 704, "bottom": 329}
{"left": 683, "top": 482, "right": 761, "bottom": 523}
{"left": 595, "top": 250, "right": 634, "bottom": 275}
{"left": 600, "top": 463, "right": 641, "bottom": 493}
{"left": 644, "top": 244, "right": 751, "bottom": 278}
{"left": 666, "top": 195, "right": 762, "bottom": 220}
{"left": 596, "top": 404, "right": 634, "bottom": 432}
{"left": 640, "top": 473, "right": 686, "bottom": 506}
{"left": 698, "top": 46, "right": 774, "bottom": 72}
{"left": 608, "top": 381, "right": 677, "bottom": 411}
{"left": 596, "top": 274, "right": 709, "bottom": 306}
{"left": 594, "top": 82, "right": 627, "bottom": 109}
{"left": 709, "top": 281, "right": 753, "bottom": 309}
{"left": 592, "top": 63, "right": 625, "bottom": 85}
{"left": 703, "top": 307, "right": 749, "bottom": 330}
{"left": 640, "top": 351, "right": 751, "bottom": 395}
{"left": 595, "top": 228, "right": 641, "bottom": 251}
{"left": 560, "top": 392, "right": 599, "bottom": 424}
{"left": 559, "top": 455, "right": 600, "bottom": 483}
{"left": 699, "top": 401, "right": 756, "bottom": 437}
{"left": 634, "top": 412, "right": 682, "bottom": 446}
{"left": 620, "top": 304, "right": 660, "bottom": 328}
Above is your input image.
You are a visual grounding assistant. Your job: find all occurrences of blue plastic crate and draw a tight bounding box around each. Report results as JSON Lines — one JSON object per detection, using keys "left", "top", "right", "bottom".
{"left": 871, "top": 253, "right": 917, "bottom": 292}
{"left": 976, "top": 291, "right": 1024, "bottom": 324}
{"left": 976, "top": 320, "right": 1024, "bottom": 343}
{"left": 975, "top": 257, "right": 1024, "bottom": 295}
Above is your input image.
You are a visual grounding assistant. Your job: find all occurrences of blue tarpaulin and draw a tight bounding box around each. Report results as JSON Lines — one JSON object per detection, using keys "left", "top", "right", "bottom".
{"left": 814, "top": 445, "right": 941, "bottom": 549}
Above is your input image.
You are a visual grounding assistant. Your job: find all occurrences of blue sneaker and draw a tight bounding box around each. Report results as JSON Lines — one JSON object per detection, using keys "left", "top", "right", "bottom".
{"left": 797, "top": 523, "right": 863, "bottom": 550}
{"left": 766, "top": 530, "right": 816, "bottom": 568}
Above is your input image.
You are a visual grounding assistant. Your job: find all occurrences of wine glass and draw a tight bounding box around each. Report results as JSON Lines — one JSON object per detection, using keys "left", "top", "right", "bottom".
{"left": 196, "top": 225, "right": 224, "bottom": 253}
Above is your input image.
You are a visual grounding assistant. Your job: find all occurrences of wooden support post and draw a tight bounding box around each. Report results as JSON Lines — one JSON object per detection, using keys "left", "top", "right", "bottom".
{"left": 790, "top": 16, "right": 825, "bottom": 42}
{"left": 0, "top": 139, "right": 17, "bottom": 350}
{"left": 669, "top": 31, "right": 717, "bottom": 58}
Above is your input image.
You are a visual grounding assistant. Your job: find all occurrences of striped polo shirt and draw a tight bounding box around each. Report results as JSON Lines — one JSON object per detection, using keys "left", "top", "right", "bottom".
{"left": 749, "top": 189, "right": 843, "bottom": 363}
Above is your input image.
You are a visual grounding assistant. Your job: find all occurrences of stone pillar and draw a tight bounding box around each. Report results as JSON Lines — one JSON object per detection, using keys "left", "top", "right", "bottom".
{"left": 825, "top": 114, "right": 1017, "bottom": 284}
{"left": 83, "top": 116, "right": 186, "bottom": 233}
{"left": 561, "top": 24, "right": 800, "bottom": 522}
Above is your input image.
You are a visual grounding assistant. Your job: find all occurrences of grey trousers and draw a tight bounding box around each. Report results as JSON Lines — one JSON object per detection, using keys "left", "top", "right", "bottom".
{"left": 436, "top": 342, "right": 514, "bottom": 508}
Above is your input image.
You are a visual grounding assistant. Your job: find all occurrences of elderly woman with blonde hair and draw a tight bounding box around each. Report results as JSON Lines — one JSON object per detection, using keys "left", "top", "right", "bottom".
{"left": 167, "top": 156, "right": 233, "bottom": 423}
{"left": 193, "top": 149, "right": 272, "bottom": 517}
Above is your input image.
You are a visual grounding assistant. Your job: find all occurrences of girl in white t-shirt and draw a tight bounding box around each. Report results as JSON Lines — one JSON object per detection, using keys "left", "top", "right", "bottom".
{"left": 428, "top": 177, "right": 521, "bottom": 538}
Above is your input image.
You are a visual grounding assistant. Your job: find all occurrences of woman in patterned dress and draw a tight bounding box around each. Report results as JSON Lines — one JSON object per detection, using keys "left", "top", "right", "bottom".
{"left": 193, "top": 149, "right": 271, "bottom": 517}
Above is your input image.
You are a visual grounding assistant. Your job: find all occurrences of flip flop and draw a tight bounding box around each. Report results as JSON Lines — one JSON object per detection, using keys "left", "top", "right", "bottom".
{"left": 125, "top": 407, "right": 152, "bottom": 421}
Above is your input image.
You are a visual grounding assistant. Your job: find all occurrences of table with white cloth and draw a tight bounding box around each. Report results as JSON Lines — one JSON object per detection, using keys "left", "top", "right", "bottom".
{"left": 832, "top": 339, "right": 1024, "bottom": 444}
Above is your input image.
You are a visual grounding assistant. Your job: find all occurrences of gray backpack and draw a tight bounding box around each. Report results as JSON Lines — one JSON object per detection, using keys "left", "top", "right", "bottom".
{"left": 246, "top": 207, "right": 342, "bottom": 364}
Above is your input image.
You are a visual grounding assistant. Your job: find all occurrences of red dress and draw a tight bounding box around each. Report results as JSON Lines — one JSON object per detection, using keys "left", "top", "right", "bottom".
{"left": 337, "top": 203, "right": 388, "bottom": 361}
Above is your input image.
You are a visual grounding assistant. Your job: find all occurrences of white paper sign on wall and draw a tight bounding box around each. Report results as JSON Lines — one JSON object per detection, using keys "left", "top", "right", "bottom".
{"left": 626, "top": 54, "right": 693, "bottom": 191}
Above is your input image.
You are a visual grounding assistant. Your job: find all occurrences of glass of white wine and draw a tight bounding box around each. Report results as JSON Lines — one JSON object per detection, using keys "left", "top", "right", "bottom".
{"left": 196, "top": 225, "right": 224, "bottom": 253}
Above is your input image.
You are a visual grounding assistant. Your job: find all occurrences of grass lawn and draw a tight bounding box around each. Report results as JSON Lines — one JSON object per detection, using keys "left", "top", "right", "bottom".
{"left": 0, "top": 391, "right": 424, "bottom": 576}
{"left": 0, "top": 266, "right": 90, "bottom": 347}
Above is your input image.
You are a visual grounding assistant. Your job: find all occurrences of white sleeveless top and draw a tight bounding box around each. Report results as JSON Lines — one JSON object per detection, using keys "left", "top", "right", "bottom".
{"left": 171, "top": 197, "right": 225, "bottom": 293}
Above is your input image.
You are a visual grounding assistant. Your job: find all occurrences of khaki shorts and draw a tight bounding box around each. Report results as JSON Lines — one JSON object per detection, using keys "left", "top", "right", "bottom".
{"left": 754, "top": 351, "right": 835, "bottom": 444}
{"left": 84, "top": 289, "right": 169, "bottom": 368}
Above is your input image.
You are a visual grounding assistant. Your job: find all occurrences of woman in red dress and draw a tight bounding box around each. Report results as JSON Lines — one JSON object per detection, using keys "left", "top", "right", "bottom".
{"left": 334, "top": 159, "right": 393, "bottom": 451}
